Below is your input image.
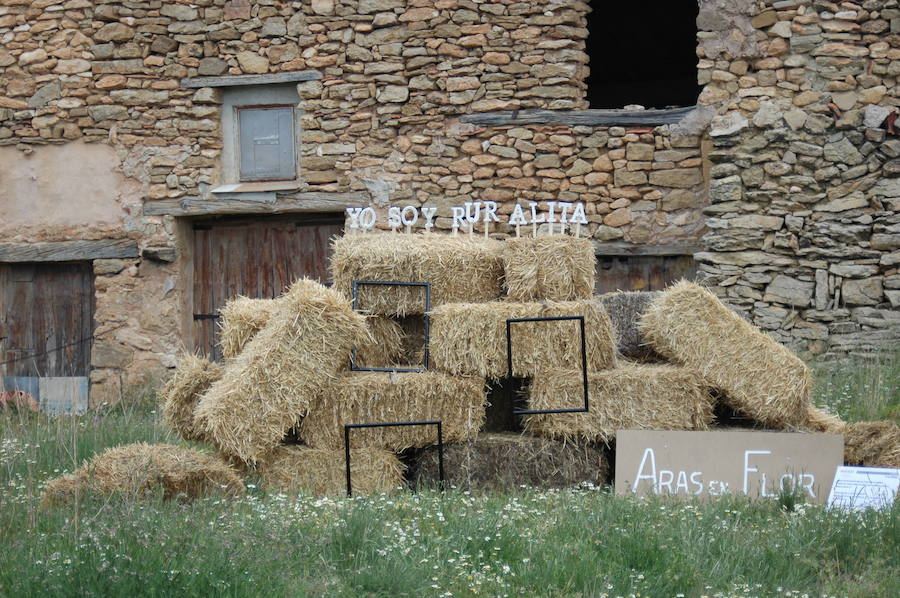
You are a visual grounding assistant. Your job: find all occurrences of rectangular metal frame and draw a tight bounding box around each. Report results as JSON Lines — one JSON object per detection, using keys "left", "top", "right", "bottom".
{"left": 349, "top": 280, "right": 431, "bottom": 372}
{"left": 344, "top": 420, "right": 444, "bottom": 497}
{"left": 506, "top": 315, "right": 589, "bottom": 415}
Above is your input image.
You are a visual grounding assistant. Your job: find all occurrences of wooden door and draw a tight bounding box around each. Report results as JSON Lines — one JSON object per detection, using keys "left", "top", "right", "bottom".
{"left": 595, "top": 255, "right": 697, "bottom": 294}
{"left": 192, "top": 214, "right": 344, "bottom": 360}
{"left": 0, "top": 262, "right": 94, "bottom": 413}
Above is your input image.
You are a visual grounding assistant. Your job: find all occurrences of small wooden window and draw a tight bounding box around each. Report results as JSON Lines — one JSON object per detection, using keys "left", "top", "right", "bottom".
{"left": 238, "top": 106, "right": 296, "bottom": 181}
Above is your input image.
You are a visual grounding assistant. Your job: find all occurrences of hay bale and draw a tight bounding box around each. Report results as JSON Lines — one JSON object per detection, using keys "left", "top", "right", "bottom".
{"left": 843, "top": 421, "right": 900, "bottom": 468}
{"left": 597, "top": 291, "right": 664, "bottom": 361}
{"left": 257, "top": 445, "right": 404, "bottom": 496}
{"left": 355, "top": 316, "right": 407, "bottom": 368}
{"left": 803, "top": 405, "right": 847, "bottom": 435}
{"left": 413, "top": 433, "right": 609, "bottom": 490}
{"left": 41, "top": 443, "right": 244, "bottom": 506}
{"left": 524, "top": 363, "right": 715, "bottom": 445}
{"left": 194, "top": 279, "right": 370, "bottom": 464}
{"left": 330, "top": 233, "right": 504, "bottom": 316}
{"left": 160, "top": 354, "right": 224, "bottom": 442}
{"left": 503, "top": 236, "right": 596, "bottom": 302}
{"left": 639, "top": 280, "right": 811, "bottom": 429}
{"left": 218, "top": 296, "right": 281, "bottom": 359}
{"left": 299, "top": 371, "right": 486, "bottom": 450}
{"left": 430, "top": 300, "right": 617, "bottom": 379}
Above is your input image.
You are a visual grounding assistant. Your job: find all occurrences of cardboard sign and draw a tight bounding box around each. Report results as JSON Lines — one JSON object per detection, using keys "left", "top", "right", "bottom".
{"left": 826, "top": 466, "right": 900, "bottom": 511}
{"left": 616, "top": 430, "right": 843, "bottom": 503}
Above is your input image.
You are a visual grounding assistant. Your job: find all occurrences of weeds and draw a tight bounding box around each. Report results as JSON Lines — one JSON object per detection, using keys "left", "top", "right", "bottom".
{"left": 0, "top": 359, "right": 897, "bottom": 596}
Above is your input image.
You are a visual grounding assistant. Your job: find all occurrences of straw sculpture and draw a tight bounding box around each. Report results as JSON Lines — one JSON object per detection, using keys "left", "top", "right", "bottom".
{"left": 330, "top": 234, "right": 504, "bottom": 315}
{"left": 843, "top": 421, "right": 900, "bottom": 468}
{"left": 430, "top": 300, "right": 616, "bottom": 379}
{"left": 355, "top": 316, "right": 406, "bottom": 368}
{"left": 299, "top": 371, "right": 486, "bottom": 450}
{"left": 218, "top": 296, "right": 282, "bottom": 359}
{"left": 257, "top": 445, "right": 404, "bottom": 496}
{"left": 639, "top": 280, "right": 812, "bottom": 429}
{"left": 413, "top": 433, "right": 609, "bottom": 490}
{"left": 503, "top": 236, "right": 596, "bottom": 302}
{"left": 524, "top": 363, "right": 715, "bottom": 445}
{"left": 597, "top": 291, "right": 665, "bottom": 361}
{"left": 160, "top": 353, "right": 224, "bottom": 442}
{"left": 194, "top": 279, "right": 370, "bottom": 464}
{"left": 41, "top": 443, "right": 244, "bottom": 506}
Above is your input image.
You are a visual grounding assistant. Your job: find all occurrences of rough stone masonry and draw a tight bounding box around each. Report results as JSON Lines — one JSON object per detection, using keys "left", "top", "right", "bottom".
{"left": 0, "top": 0, "right": 897, "bottom": 403}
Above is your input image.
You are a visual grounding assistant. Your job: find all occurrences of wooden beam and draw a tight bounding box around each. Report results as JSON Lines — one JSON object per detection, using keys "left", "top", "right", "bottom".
{"left": 142, "top": 192, "right": 366, "bottom": 217}
{"left": 461, "top": 106, "right": 697, "bottom": 127}
{"left": 181, "top": 71, "right": 321, "bottom": 89}
{"left": 593, "top": 242, "right": 701, "bottom": 257}
{"left": 0, "top": 239, "right": 139, "bottom": 263}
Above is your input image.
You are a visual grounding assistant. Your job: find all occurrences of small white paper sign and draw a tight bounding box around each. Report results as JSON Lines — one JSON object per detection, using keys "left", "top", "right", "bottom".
{"left": 826, "top": 466, "right": 900, "bottom": 511}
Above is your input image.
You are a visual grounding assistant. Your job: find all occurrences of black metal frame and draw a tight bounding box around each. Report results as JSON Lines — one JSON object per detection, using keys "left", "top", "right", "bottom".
{"left": 344, "top": 420, "right": 444, "bottom": 497}
{"left": 506, "top": 315, "right": 589, "bottom": 415}
{"left": 349, "top": 280, "right": 431, "bottom": 372}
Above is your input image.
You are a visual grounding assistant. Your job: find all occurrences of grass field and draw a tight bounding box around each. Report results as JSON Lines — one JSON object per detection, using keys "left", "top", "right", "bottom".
{"left": 1, "top": 353, "right": 898, "bottom": 597}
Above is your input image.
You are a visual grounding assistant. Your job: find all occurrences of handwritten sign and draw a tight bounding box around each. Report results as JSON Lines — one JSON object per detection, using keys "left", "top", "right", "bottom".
{"left": 826, "top": 466, "right": 900, "bottom": 511}
{"left": 615, "top": 430, "right": 843, "bottom": 503}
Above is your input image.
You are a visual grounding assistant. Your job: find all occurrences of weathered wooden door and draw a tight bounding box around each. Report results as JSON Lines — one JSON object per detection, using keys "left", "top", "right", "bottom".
{"left": 595, "top": 255, "right": 697, "bottom": 294}
{"left": 0, "top": 262, "right": 94, "bottom": 413}
{"left": 192, "top": 214, "right": 344, "bottom": 360}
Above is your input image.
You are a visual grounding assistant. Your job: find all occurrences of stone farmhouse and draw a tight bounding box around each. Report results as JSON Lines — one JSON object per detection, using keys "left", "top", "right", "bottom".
{"left": 0, "top": 0, "right": 898, "bottom": 408}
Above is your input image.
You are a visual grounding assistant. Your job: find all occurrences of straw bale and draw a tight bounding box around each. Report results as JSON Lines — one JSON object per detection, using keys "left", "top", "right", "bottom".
{"left": 597, "top": 291, "right": 664, "bottom": 361}
{"left": 194, "top": 279, "right": 370, "bottom": 464}
{"left": 802, "top": 405, "right": 847, "bottom": 435}
{"left": 41, "top": 443, "right": 244, "bottom": 506}
{"left": 843, "top": 421, "right": 900, "bottom": 468}
{"left": 524, "top": 363, "right": 715, "bottom": 445}
{"left": 639, "top": 280, "right": 811, "bottom": 429}
{"left": 330, "top": 233, "right": 504, "bottom": 316}
{"left": 503, "top": 236, "right": 596, "bottom": 302}
{"left": 160, "top": 354, "right": 224, "bottom": 442}
{"left": 218, "top": 296, "right": 282, "bottom": 359}
{"left": 355, "top": 316, "right": 406, "bottom": 368}
{"left": 413, "top": 433, "right": 609, "bottom": 491}
{"left": 299, "top": 371, "right": 486, "bottom": 450}
{"left": 257, "top": 445, "right": 404, "bottom": 496}
{"left": 430, "top": 300, "right": 617, "bottom": 379}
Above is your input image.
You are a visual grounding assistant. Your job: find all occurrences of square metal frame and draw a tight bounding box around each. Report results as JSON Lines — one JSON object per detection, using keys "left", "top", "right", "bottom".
{"left": 344, "top": 420, "right": 444, "bottom": 497}
{"left": 349, "top": 280, "right": 431, "bottom": 372}
{"left": 506, "top": 315, "right": 589, "bottom": 415}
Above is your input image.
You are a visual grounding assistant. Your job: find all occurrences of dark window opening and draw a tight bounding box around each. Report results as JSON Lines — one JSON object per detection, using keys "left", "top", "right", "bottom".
{"left": 585, "top": 3, "right": 700, "bottom": 109}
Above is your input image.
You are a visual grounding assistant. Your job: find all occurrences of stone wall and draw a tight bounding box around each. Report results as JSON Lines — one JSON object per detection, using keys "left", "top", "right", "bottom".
{"left": 0, "top": 0, "right": 897, "bottom": 394}
{"left": 695, "top": 0, "right": 900, "bottom": 356}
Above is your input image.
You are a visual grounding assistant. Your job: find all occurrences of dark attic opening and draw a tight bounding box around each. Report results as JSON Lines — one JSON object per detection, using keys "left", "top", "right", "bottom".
{"left": 585, "top": 2, "right": 700, "bottom": 109}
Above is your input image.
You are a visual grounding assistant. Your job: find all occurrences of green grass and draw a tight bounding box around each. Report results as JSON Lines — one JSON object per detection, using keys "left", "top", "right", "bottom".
{"left": 812, "top": 351, "right": 900, "bottom": 424}
{"left": 1, "top": 357, "right": 898, "bottom": 597}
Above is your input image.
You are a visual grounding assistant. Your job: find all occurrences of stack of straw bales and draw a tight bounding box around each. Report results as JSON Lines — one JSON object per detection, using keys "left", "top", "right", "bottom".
{"left": 331, "top": 234, "right": 504, "bottom": 315}
{"left": 300, "top": 372, "right": 486, "bottom": 450}
{"left": 41, "top": 444, "right": 244, "bottom": 506}
{"left": 430, "top": 300, "right": 617, "bottom": 379}
{"left": 160, "top": 354, "right": 223, "bottom": 442}
{"left": 194, "top": 279, "right": 370, "bottom": 465}
{"left": 525, "top": 363, "right": 715, "bottom": 445}
{"left": 503, "top": 236, "right": 595, "bottom": 301}
{"left": 218, "top": 296, "right": 283, "bottom": 359}
{"left": 256, "top": 445, "right": 405, "bottom": 496}
{"left": 640, "top": 281, "right": 812, "bottom": 429}
{"left": 413, "top": 433, "right": 608, "bottom": 490}
{"left": 597, "top": 291, "right": 664, "bottom": 362}
{"left": 48, "top": 231, "right": 898, "bottom": 501}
